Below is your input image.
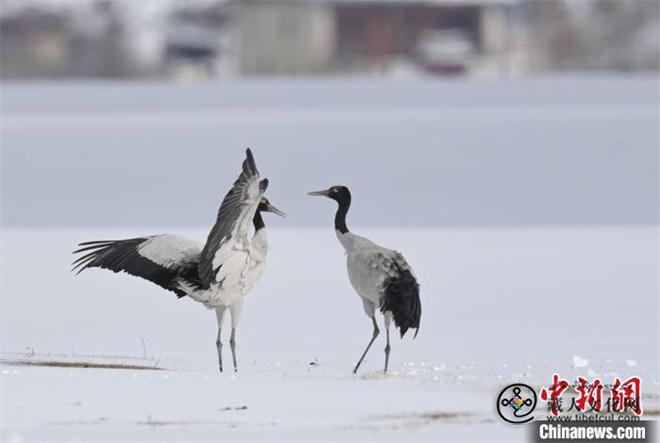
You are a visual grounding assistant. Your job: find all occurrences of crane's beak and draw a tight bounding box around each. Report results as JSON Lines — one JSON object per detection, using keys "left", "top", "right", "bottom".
{"left": 307, "top": 189, "right": 330, "bottom": 197}
{"left": 265, "top": 202, "right": 286, "bottom": 217}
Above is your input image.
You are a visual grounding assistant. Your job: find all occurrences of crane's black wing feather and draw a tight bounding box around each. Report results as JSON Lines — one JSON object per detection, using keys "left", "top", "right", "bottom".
{"left": 72, "top": 235, "right": 202, "bottom": 298}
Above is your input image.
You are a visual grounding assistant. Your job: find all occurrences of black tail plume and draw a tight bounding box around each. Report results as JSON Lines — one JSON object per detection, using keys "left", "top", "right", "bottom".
{"left": 380, "top": 266, "right": 421, "bottom": 338}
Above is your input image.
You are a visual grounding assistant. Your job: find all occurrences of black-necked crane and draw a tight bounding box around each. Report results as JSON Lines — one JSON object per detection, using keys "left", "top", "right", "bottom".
{"left": 308, "top": 185, "right": 421, "bottom": 374}
{"left": 72, "top": 149, "right": 284, "bottom": 372}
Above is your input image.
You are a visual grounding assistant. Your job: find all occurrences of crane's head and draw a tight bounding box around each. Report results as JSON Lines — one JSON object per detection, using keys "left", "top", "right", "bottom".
{"left": 307, "top": 185, "right": 351, "bottom": 205}
{"left": 258, "top": 197, "right": 286, "bottom": 217}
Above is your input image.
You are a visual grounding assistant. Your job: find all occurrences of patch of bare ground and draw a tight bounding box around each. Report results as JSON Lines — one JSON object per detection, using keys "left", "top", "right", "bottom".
{"left": 0, "top": 359, "right": 162, "bottom": 371}
{"left": 352, "top": 411, "right": 492, "bottom": 431}
{"left": 137, "top": 417, "right": 275, "bottom": 428}
{"left": 50, "top": 418, "right": 109, "bottom": 426}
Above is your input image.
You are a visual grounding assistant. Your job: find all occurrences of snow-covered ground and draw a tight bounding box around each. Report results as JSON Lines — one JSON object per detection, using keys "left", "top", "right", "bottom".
{"left": 1, "top": 226, "right": 657, "bottom": 441}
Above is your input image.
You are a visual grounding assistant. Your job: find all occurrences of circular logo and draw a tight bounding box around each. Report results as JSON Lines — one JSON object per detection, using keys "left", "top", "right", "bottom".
{"left": 497, "top": 383, "right": 537, "bottom": 424}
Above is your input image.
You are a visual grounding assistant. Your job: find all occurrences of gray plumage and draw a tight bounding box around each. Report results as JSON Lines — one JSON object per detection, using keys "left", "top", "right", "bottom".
{"left": 340, "top": 231, "right": 421, "bottom": 338}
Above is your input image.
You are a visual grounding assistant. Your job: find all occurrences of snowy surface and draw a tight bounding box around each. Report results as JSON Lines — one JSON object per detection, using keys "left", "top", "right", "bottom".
{"left": 1, "top": 226, "right": 658, "bottom": 441}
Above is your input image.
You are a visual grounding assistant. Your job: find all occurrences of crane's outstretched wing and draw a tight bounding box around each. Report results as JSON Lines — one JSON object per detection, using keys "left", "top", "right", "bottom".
{"left": 72, "top": 235, "right": 203, "bottom": 297}
{"left": 199, "top": 148, "right": 268, "bottom": 289}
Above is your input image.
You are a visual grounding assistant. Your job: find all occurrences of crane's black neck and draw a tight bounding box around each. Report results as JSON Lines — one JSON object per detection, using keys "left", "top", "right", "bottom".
{"left": 253, "top": 211, "right": 265, "bottom": 231}
{"left": 334, "top": 193, "right": 351, "bottom": 234}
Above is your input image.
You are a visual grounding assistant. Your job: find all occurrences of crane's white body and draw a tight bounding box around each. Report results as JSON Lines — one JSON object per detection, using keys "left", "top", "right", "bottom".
{"left": 170, "top": 229, "right": 268, "bottom": 309}
{"left": 204, "top": 229, "right": 268, "bottom": 307}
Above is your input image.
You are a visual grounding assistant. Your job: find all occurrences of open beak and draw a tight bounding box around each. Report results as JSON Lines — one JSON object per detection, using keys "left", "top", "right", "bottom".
{"left": 266, "top": 203, "right": 286, "bottom": 217}
{"left": 307, "top": 189, "right": 330, "bottom": 197}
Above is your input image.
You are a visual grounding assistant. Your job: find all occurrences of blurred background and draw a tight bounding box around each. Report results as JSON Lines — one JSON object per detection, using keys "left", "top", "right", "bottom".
{"left": 0, "top": 0, "right": 658, "bottom": 229}
{"left": 1, "top": 0, "right": 658, "bottom": 80}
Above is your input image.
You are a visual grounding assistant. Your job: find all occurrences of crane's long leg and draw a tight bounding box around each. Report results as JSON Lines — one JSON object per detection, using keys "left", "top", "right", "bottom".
{"left": 230, "top": 328, "right": 238, "bottom": 373}
{"left": 215, "top": 306, "right": 227, "bottom": 372}
{"left": 229, "top": 300, "right": 243, "bottom": 373}
{"left": 384, "top": 313, "right": 392, "bottom": 373}
{"left": 353, "top": 316, "right": 380, "bottom": 374}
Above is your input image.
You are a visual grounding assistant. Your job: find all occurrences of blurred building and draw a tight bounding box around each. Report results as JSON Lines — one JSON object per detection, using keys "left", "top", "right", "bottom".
{"left": 232, "top": 0, "right": 335, "bottom": 75}
{"left": 0, "top": 7, "right": 71, "bottom": 78}
{"left": 0, "top": 0, "right": 152, "bottom": 79}
{"left": 231, "top": 0, "right": 514, "bottom": 76}
{"left": 522, "top": 0, "right": 660, "bottom": 72}
{"left": 164, "top": 1, "right": 233, "bottom": 81}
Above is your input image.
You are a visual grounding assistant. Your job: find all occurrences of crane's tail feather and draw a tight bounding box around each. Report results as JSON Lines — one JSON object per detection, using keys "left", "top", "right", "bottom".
{"left": 380, "top": 267, "right": 421, "bottom": 339}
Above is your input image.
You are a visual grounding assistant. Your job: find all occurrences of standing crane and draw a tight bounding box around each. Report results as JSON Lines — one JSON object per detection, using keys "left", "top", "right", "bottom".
{"left": 308, "top": 185, "right": 421, "bottom": 373}
{"left": 73, "top": 149, "right": 284, "bottom": 372}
